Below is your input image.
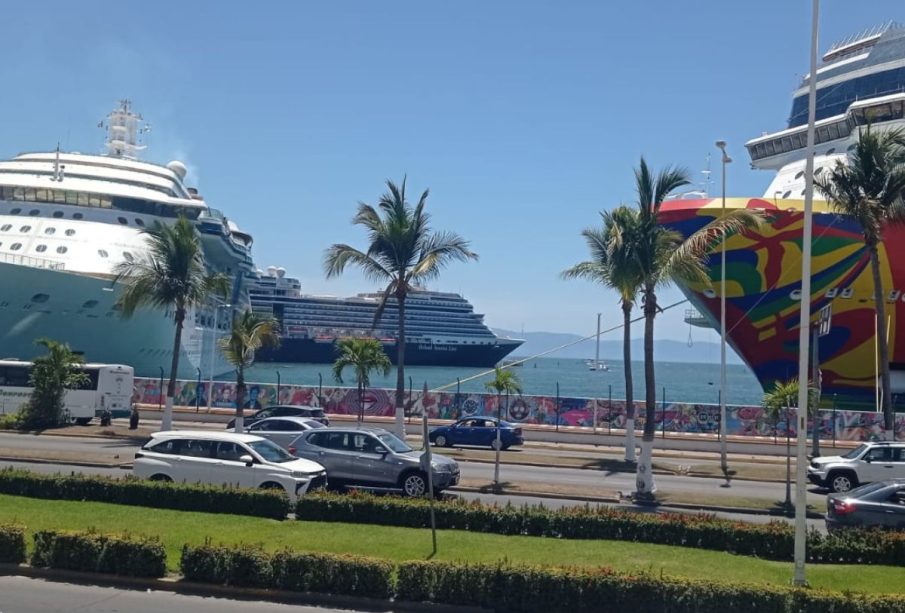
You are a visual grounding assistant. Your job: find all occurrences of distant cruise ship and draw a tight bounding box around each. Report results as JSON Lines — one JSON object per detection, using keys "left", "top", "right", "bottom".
{"left": 249, "top": 267, "right": 523, "bottom": 367}
{"left": 0, "top": 101, "right": 255, "bottom": 378}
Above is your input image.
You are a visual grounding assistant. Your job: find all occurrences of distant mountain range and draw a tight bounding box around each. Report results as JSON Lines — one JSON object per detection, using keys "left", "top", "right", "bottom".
{"left": 493, "top": 329, "right": 744, "bottom": 365}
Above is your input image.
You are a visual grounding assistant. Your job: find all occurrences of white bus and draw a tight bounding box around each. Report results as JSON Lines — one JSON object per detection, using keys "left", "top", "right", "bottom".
{"left": 0, "top": 360, "right": 134, "bottom": 425}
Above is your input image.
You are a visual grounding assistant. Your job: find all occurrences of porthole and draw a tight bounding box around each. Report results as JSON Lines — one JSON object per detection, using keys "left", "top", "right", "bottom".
{"left": 841, "top": 288, "right": 854, "bottom": 299}
{"left": 123, "top": 251, "right": 134, "bottom": 262}
{"left": 815, "top": 167, "right": 824, "bottom": 176}
{"left": 28, "top": 209, "right": 39, "bottom": 216}
{"left": 82, "top": 300, "right": 98, "bottom": 309}
{"left": 31, "top": 293, "right": 49, "bottom": 303}
{"left": 826, "top": 148, "right": 836, "bottom": 155}
{"left": 889, "top": 290, "right": 901, "bottom": 302}
{"left": 98, "top": 249, "right": 108, "bottom": 258}
{"left": 44, "top": 228, "right": 55, "bottom": 235}
{"left": 10, "top": 243, "right": 22, "bottom": 251}
{"left": 65, "top": 229, "right": 75, "bottom": 236}
{"left": 847, "top": 144, "right": 856, "bottom": 152}
{"left": 72, "top": 213, "right": 83, "bottom": 220}
{"left": 800, "top": 190, "right": 806, "bottom": 196}
{"left": 9, "top": 208, "right": 20, "bottom": 215}
{"left": 19, "top": 225, "right": 31, "bottom": 232}
{"left": 52, "top": 211, "right": 64, "bottom": 218}
{"left": 825, "top": 288, "right": 838, "bottom": 298}
{"left": 56, "top": 246, "right": 68, "bottom": 254}
{"left": 794, "top": 171, "right": 804, "bottom": 180}
{"left": 790, "top": 289, "right": 802, "bottom": 300}
{"left": 0, "top": 224, "right": 10, "bottom": 231}
{"left": 703, "top": 289, "right": 717, "bottom": 299}
{"left": 782, "top": 190, "right": 791, "bottom": 199}
{"left": 35, "top": 244, "right": 47, "bottom": 253}
{"left": 117, "top": 217, "right": 128, "bottom": 225}
{"left": 135, "top": 218, "right": 145, "bottom": 227}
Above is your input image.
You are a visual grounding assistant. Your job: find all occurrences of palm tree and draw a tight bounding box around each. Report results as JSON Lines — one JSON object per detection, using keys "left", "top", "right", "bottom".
{"left": 632, "top": 157, "right": 761, "bottom": 500}
{"left": 115, "top": 217, "right": 228, "bottom": 431}
{"left": 816, "top": 126, "right": 905, "bottom": 438}
{"left": 219, "top": 309, "right": 280, "bottom": 432}
{"left": 324, "top": 177, "right": 478, "bottom": 437}
{"left": 19, "top": 338, "right": 89, "bottom": 430}
{"left": 332, "top": 337, "right": 392, "bottom": 424}
{"left": 762, "top": 378, "right": 818, "bottom": 510}
{"left": 562, "top": 206, "right": 644, "bottom": 462}
{"left": 484, "top": 366, "right": 523, "bottom": 486}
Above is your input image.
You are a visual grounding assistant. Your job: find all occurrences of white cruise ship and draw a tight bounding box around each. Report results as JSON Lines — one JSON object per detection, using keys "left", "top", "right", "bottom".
{"left": 0, "top": 101, "right": 255, "bottom": 378}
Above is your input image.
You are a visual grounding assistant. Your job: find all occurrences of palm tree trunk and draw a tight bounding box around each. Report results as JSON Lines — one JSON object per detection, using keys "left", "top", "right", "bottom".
{"left": 636, "top": 283, "right": 657, "bottom": 499}
{"left": 394, "top": 288, "right": 407, "bottom": 437}
{"left": 234, "top": 365, "right": 246, "bottom": 433}
{"left": 163, "top": 307, "right": 186, "bottom": 431}
{"left": 358, "top": 381, "right": 364, "bottom": 425}
{"left": 622, "top": 299, "right": 636, "bottom": 462}
{"left": 870, "top": 244, "right": 895, "bottom": 437}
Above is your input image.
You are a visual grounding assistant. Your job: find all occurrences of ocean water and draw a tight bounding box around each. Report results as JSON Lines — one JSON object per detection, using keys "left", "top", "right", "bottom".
{"left": 235, "top": 357, "right": 765, "bottom": 406}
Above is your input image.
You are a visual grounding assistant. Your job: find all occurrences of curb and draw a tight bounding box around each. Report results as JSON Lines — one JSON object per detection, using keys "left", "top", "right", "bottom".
{"left": 0, "top": 455, "right": 129, "bottom": 470}
{"left": 0, "top": 564, "right": 485, "bottom": 613}
{"left": 451, "top": 485, "right": 622, "bottom": 505}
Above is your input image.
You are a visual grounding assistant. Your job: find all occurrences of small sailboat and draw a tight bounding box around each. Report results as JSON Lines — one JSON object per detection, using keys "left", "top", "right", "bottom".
{"left": 589, "top": 313, "right": 609, "bottom": 371}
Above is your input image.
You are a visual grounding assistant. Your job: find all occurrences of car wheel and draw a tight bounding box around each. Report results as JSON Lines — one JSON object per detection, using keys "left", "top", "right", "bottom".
{"left": 401, "top": 472, "right": 428, "bottom": 497}
{"left": 829, "top": 471, "right": 857, "bottom": 493}
{"left": 149, "top": 474, "right": 172, "bottom": 482}
{"left": 435, "top": 434, "right": 449, "bottom": 448}
{"left": 74, "top": 418, "right": 92, "bottom": 426}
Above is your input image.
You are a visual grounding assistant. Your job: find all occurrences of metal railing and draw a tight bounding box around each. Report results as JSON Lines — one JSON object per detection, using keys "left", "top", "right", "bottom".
{"left": 0, "top": 252, "right": 65, "bottom": 271}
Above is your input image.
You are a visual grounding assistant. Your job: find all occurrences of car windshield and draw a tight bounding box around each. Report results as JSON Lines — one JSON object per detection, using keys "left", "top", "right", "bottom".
{"left": 842, "top": 444, "right": 869, "bottom": 460}
{"left": 377, "top": 432, "right": 412, "bottom": 453}
{"left": 847, "top": 481, "right": 888, "bottom": 498}
{"left": 248, "top": 440, "right": 296, "bottom": 463}
{"left": 306, "top": 420, "right": 326, "bottom": 429}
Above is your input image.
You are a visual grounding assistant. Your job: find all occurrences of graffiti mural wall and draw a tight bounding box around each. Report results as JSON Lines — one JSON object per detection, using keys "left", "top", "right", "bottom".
{"left": 134, "top": 377, "right": 905, "bottom": 442}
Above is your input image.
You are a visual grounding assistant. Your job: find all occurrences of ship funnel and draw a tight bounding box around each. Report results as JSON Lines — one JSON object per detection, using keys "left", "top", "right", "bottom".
{"left": 276, "top": 267, "right": 286, "bottom": 278}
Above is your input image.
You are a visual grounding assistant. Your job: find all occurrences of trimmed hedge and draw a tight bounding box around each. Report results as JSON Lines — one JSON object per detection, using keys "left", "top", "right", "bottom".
{"left": 31, "top": 529, "right": 166, "bottom": 577}
{"left": 396, "top": 560, "right": 905, "bottom": 613}
{"left": 180, "top": 542, "right": 394, "bottom": 599}
{"left": 0, "top": 524, "right": 26, "bottom": 564}
{"left": 296, "top": 491, "right": 905, "bottom": 566}
{"left": 0, "top": 468, "right": 289, "bottom": 520}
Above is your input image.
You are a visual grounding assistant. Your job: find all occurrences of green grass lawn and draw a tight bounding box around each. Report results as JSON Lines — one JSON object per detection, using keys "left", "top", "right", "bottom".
{"left": 0, "top": 494, "right": 901, "bottom": 594}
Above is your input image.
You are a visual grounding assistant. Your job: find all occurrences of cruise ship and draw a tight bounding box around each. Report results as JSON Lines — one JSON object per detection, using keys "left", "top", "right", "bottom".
{"left": 249, "top": 267, "right": 523, "bottom": 367}
{"left": 0, "top": 101, "right": 255, "bottom": 378}
{"left": 659, "top": 22, "right": 905, "bottom": 402}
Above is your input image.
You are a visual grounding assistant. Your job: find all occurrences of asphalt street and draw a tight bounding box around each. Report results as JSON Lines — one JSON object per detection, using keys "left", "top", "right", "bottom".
{"left": 0, "top": 576, "right": 375, "bottom": 613}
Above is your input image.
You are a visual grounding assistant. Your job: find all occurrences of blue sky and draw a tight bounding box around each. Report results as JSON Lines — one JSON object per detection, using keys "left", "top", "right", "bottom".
{"left": 2, "top": 1, "right": 901, "bottom": 346}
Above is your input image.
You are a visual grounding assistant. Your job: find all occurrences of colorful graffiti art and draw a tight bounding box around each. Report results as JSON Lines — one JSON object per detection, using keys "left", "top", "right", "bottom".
{"left": 134, "top": 377, "right": 905, "bottom": 442}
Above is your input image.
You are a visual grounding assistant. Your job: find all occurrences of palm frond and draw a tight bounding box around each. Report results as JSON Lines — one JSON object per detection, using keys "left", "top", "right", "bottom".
{"left": 323, "top": 244, "right": 393, "bottom": 282}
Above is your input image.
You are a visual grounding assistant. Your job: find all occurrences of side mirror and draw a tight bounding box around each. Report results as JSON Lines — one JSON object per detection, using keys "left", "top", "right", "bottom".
{"left": 239, "top": 454, "right": 254, "bottom": 467}
{"left": 374, "top": 446, "right": 388, "bottom": 455}
{"left": 864, "top": 456, "right": 872, "bottom": 463}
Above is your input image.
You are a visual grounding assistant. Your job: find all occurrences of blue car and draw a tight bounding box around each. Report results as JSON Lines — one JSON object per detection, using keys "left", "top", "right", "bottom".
{"left": 429, "top": 417, "right": 523, "bottom": 450}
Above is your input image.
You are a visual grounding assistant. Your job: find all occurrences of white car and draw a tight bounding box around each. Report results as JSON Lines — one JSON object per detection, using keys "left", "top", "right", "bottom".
{"left": 133, "top": 430, "right": 327, "bottom": 501}
{"left": 245, "top": 416, "right": 325, "bottom": 450}
{"left": 808, "top": 442, "right": 905, "bottom": 493}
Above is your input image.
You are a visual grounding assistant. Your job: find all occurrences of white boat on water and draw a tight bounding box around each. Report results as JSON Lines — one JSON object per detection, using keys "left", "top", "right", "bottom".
{"left": 0, "top": 101, "right": 256, "bottom": 378}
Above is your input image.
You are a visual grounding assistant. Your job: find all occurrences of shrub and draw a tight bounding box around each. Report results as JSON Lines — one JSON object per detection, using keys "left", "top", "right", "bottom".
{"left": 0, "top": 412, "right": 21, "bottom": 430}
{"left": 0, "top": 524, "right": 26, "bottom": 564}
{"left": 296, "top": 491, "right": 905, "bottom": 566}
{"left": 0, "top": 468, "right": 289, "bottom": 520}
{"left": 180, "top": 543, "right": 393, "bottom": 599}
{"left": 396, "top": 560, "right": 905, "bottom": 613}
{"left": 31, "top": 529, "right": 165, "bottom": 577}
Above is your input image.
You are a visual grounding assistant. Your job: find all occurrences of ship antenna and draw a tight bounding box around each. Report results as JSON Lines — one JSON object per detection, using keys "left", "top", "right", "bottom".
{"left": 700, "top": 152, "right": 713, "bottom": 197}
{"left": 103, "top": 99, "right": 148, "bottom": 160}
{"left": 50, "top": 142, "right": 65, "bottom": 182}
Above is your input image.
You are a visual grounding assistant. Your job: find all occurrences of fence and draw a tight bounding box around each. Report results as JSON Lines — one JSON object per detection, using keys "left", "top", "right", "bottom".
{"left": 133, "top": 377, "right": 905, "bottom": 443}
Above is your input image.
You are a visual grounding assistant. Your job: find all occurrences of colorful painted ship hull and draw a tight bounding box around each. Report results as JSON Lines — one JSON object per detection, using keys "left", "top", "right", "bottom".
{"left": 659, "top": 196, "right": 899, "bottom": 403}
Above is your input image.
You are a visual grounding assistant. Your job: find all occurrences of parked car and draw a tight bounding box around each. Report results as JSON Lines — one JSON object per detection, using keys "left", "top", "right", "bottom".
{"left": 807, "top": 441, "right": 905, "bottom": 493}
{"left": 290, "top": 426, "right": 459, "bottom": 497}
{"left": 226, "top": 404, "right": 329, "bottom": 429}
{"left": 245, "top": 416, "right": 325, "bottom": 449}
{"left": 826, "top": 479, "right": 905, "bottom": 532}
{"left": 133, "top": 430, "right": 327, "bottom": 501}
{"left": 428, "top": 416, "right": 523, "bottom": 450}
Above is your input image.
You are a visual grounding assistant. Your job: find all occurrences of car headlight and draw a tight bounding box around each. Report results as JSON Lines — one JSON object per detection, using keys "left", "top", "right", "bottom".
{"left": 431, "top": 462, "right": 451, "bottom": 472}
{"left": 292, "top": 471, "right": 313, "bottom": 479}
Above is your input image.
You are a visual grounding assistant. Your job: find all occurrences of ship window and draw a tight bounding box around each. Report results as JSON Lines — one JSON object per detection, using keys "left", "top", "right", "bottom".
{"left": 31, "top": 294, "right": 49, "bottom": 303}
{"left": 790, "top": 289, "right": 802, "bottom": 300}
{"left": 65, "top": 229, "right": 75, "bottom": 236}
{"left": 782, "top": 191, "right": 791, "bottom": 199}
{"left": 0, "top": 224, "right": 10, "bottom": 231}
{"left": 53, "top": 190, "right": 66, "bottom": 204}
{"left": 815, "top": 167, "right": 824, "bottom": 176}
{"left": 82, "top": 300, "right": 98, "bottom": 309}
{"left": 66, "top": 192, "right": 78, "bottom": 205}
{"left": 123, "top": 251, "right": 134, "bottom": 262}
{"left": 117, "top": 217, "right": 128, "bottom": 225}
{"left": 44, "top": 228, "right": 55, "bottom": 235}
{"left": 28, "top": 209, "right": 39, "bottom": 216}
{"left": 889, "top": 290, "right": 901, "bottom": 302}
{"left": 794, "top": 171, "right": 804, "bottom": 180}
{"left": 9, "top": 208, "right": 20, "bottom": 215}
{"left": 98, "top": 249, "right": 108, "bottom": 258}
{"left": 825, "top": 288, "right": 838, "bottom": 298}
{"left": 72, "top": 213, "right": 83, "bottom": 220}
{"left": 791, "top": 133, "right": 803, "bottom": 148}
{"left": 35, "top": 245, "right": 47, "bottom": 253}
{"left": 56, "top": 246, "right": 68, "bottom": 254}
{"left": 800, "top": 190, "right": 807, "bottom": 196}
{"left": 10, "top": 243, "right": 21, "bottom": 251}
{"left": 19, "top": 225, "right": 31, "bottom": 232}
{"left": 841, "top": 288, "right": 854, "bottom": 299}
{"left": 847, "top": 144, "right": 856, "bottom": 152}
{"left": 52, "top": 211, "right": 63, "bottom": 218}
{"left": 135, "top": 218, "right": 145, "bottom": 227}
{"left": 77, "top": 193, "right": 89, "bottom": 206}
{"left": 826, "top": 148, "right": 836, "bottom": 155}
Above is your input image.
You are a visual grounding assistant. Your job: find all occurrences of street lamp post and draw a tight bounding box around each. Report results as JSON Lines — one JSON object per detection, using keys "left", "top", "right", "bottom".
{"left": 715, "top": 139, "right": 732, "bottom": 477}
{"left": 206, "top": 301, "right": 231, "bottom": 412}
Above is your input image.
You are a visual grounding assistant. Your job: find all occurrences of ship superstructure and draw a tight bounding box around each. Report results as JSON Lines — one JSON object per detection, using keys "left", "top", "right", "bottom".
{"left": 0, "top": 101, "right": 254, "bottom": 377}
{"left": 249, "top": 267, "right": 523, "bottom": 367}
{"left": 660, "top": 23, "right": 905, "bottom": 402}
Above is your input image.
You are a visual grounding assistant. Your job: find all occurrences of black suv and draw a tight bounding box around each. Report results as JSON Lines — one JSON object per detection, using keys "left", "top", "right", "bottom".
{"left": 226, "top": 405, "right": 329, "bottom": 429}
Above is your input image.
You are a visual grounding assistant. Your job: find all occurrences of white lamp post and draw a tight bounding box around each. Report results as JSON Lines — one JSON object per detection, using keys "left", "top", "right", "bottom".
{"left": 715, "top": 139, "right": 732, "bottom": 477}
{"left": 206, "top": 300, "right": 231, "bottom": 411}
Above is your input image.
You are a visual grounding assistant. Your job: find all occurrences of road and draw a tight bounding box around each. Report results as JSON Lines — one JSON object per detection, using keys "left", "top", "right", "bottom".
{"left": 0, "top": 576, "right": 375, "bottom": 613}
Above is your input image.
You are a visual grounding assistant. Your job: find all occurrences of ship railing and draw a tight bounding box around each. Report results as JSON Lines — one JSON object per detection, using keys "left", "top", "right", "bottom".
{"left": 684, "top": 308, "right": 710, "bottom": 328}
{"left": 0, "top": 252, "right": 65, "bottom": 272}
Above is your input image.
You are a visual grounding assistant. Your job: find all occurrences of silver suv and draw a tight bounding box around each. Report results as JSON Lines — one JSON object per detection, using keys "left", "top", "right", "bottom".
{"left": 289, "top": 427, "right": 460, "bottom": 497}
{"left": 808, "top": 442, "right": 905, "bottom": 493}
